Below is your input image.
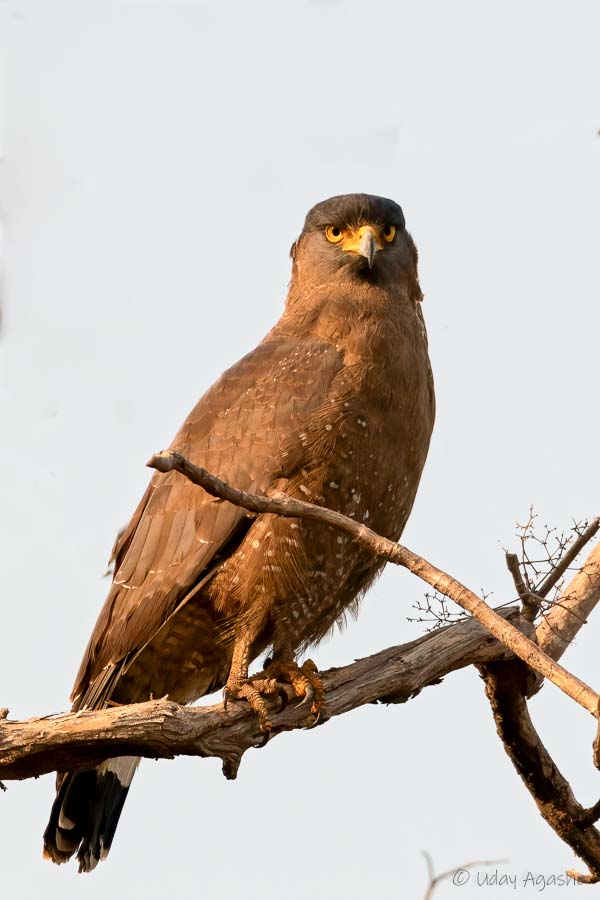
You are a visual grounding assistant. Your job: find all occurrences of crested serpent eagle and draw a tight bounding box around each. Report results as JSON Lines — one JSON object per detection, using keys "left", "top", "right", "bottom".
{"left": 43, "top": 193, "right": 435, "bottom": 871}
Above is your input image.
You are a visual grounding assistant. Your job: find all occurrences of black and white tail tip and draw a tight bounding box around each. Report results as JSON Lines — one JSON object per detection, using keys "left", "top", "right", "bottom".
{"left": 43, "top": 756, "right": 140, "bottom": 872}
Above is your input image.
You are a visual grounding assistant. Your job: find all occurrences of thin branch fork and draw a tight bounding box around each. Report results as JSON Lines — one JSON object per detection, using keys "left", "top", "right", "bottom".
{"left": 536, "top": 519, "right": 600, "bottom": 600}
{"left": 422, "top": 852, "right": 507, "bottom": 899}
{"left": 538, "top": 543, "right": 600, "bottom": 662}
{"left": 148, "top": 451, "right": 600, "bottom": 721}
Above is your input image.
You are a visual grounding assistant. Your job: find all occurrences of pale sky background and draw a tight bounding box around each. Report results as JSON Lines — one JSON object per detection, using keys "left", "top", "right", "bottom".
{"left": 1, "top": 1, "right": 599, "bottom": 898}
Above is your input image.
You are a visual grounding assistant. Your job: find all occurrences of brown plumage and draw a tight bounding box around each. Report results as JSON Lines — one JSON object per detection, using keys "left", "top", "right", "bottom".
{"left": 43, "top": 193, "right": 435, "bottom": 871}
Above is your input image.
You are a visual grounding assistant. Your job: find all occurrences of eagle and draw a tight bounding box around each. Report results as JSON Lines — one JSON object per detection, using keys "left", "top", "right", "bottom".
{"left": 43, "top": 193, "right": 435, "bottom": 871}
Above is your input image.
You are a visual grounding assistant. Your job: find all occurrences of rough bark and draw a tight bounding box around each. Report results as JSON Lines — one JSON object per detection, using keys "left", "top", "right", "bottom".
{"left": 476, "top": 543, "right": 600, "bottom": 884}
{"left": 0, "top": 606, "right": 520, "bottom": 782}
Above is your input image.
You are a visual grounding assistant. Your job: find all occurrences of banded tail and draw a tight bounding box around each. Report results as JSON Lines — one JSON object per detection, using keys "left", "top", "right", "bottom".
{"left": 43, "top": 756, "right": 140, "bottom": 872}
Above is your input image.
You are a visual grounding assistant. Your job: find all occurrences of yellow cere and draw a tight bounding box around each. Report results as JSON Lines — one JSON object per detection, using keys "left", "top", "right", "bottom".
{"left": 324, "top": 223, "right": 396, "bottom": 251}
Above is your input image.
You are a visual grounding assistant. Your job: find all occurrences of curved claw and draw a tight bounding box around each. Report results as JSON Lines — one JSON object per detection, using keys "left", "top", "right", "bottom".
{"left": 296, "top": 683, "right": 314, "bottom": 708}
{"left": 305, "top": 708, "right": 322, "bottom": 729}
{"left": 223, "top": 687, "right": 231, "bottom": 712}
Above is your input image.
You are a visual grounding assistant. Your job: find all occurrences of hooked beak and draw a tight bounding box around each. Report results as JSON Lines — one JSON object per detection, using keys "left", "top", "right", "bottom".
{"left": 357, "top": 227, "right": 377, "bottom": 269}
{"left": 341, "top": 225, "right": 381, "bottom": 269}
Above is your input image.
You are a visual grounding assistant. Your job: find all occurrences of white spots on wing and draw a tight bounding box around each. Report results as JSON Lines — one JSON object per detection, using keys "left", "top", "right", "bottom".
{"left": 114, "top": 578, "right": 134, "bottom": 589}
{"left": 357, "top": 417, "right": 367, "bottom": 428}
{"left": 364, "top": 510, "right": 370, "bottom": 520}
{"left": 336, "top": 536, "right": 344, "bottom": 544}
{"left": 324, "top": 424, "right": 332, "bottom": 431}
{"left": 299, "top": 485, "right": 310, "bottom": 496}
{"left": 329, "top": 481, "right": 339, "bottom": 489}
{"left": 252, "top": 539, "right": 260, "bottom": 549}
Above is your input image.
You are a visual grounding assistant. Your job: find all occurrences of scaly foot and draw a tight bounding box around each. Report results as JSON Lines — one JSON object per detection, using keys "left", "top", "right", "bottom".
{"left": 223, "top": 673, "right": 282, "bottom": 732}
{"left": 223, "top": 658, "right": 325, "bottom": 732}
{"left": 265, "top": 657, "right": 325, "bottom": 721}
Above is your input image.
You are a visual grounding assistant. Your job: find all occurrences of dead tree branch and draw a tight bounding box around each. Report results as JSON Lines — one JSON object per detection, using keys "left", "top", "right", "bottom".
{"left": 144, "top": 452, "right": 600, "bottom": 882}
{"left": 0, "top": 607, "right": 521, "bottom": 782}
{"left": 3, "top": 452, "right": 598, "bottom": 881}
{"left": 477, "top": 545, "right": 600, "bottom": 884}
{"left": 148, "top": 451, "right": 600, "bottom": 720}
{"left": 506, "top": 551, "right": 540, "bottom": 621}
{"left": 479, "top": 659, "right": 600, "bottom": 884}
{"left": 535, "top": 519, "right": 600, "bottom": 601}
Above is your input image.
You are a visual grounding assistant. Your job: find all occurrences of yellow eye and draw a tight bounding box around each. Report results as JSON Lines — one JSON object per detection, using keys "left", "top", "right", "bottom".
{"left": 325, "top": 225, "right": 344, "bottom": 243}
{"left": 383, "top": 224, "right": 396, "bottom": 243}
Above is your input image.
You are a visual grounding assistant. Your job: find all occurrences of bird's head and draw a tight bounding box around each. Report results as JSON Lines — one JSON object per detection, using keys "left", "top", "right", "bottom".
{"left": 290, "top": 193, "right": 420, "bottom": 294}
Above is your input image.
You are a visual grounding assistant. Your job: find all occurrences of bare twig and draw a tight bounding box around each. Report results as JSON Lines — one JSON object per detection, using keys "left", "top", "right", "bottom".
{"left": 147, "top": 451, "right": 600, "bottom": 720}
{"left": 505, "top": 552, "right": 540, "bottom": 621}
{"left": 0, "top": 608, "right": 521, "bottom": 781}
{"left": 422, "top": 851, "right": 507, "bottom": 898}
{"left": 536, "top": 518, "right": 599, "bottom": 600}
{"left": 537, "top": 543, "right": 600, "bottom": 661}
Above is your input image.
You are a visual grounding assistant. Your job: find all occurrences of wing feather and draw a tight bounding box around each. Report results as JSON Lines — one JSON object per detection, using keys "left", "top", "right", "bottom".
{"left": 72, "top": 336, "right": 344, "bottom": 706}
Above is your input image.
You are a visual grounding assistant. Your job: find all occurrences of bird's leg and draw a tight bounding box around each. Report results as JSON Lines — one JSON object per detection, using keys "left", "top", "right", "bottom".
{"left": 265, "top": 653, "right": 325, "bottom": 721}
{"left": 223, "top": 636, "right": 281, "bottom": 732}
